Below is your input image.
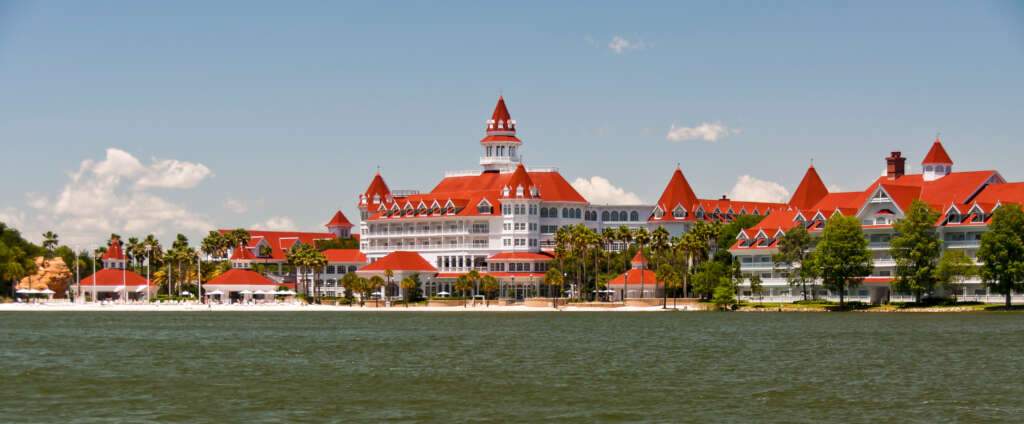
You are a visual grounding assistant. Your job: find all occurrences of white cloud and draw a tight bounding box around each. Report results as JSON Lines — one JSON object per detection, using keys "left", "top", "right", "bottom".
{"left": 666, "top": 122, "right": 738, "bottom": 143}
{"left": 223, "top": 198, "right": 249, "bottom": 214}
{"left": 252, "top": 216, "right": 296, "bottom": 231}
{"left": 571, "top": 176, "right": 643, "bottom": 205}
{"left": 8, "top": 148, "right": 213, "bottom": 246}
{"left": 729, "top": 175, "right": 790, "bottom": 203}
{"left": 828, "top": 184, "right": 843, "bottom": 192}
{"left": 608, "top": 36, "right": 643, "bottom": 54}
{"left": 135, "top": 159, "right": 212, "bottom": 189}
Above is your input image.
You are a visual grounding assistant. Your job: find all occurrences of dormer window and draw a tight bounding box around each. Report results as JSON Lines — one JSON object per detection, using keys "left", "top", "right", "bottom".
{"left": 502, "top": 187, "right": 510, "bottom": 197}
{"left": 695, "top": 209, "right": 705, "bottom": 219}
{"left": 672, "top": 206, "right": 686, "bottom": 219}
{"left": 971, "top": 213, "right": 984, "bottom": 223}
{"left": 516, "top": 186, "right": 524, "bottom": 197}
{"left": 653, "top": 208, "right": 664, "bottom": 219}
{"left": 947, "top": 212, "right": 960, "bottom": 223}
{"left": 478, "top": 200, "right": 493, "bottom": 215}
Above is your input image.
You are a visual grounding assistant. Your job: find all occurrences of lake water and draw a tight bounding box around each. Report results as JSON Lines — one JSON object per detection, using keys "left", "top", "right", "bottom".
{"left": 2, "top": 311, "right": 1022, "bottom": 423}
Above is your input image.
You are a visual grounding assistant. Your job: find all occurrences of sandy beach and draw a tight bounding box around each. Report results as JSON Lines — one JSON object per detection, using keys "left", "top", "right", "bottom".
{"left": 0, "top": 301, "right": 683, "bottom": 313}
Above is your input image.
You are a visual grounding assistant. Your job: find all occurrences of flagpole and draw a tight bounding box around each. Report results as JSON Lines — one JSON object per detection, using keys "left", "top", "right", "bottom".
{"left": 92, "top": 248, "right": 97, "bottom": 303}
{"left": 145, "top": 245, "right": 152, "bottom": 303}
{"left": 197, "top": 252, "right": 203, "bottom": 304}
{"left": 122, "top": 252, "right": 128, "bottom": 304}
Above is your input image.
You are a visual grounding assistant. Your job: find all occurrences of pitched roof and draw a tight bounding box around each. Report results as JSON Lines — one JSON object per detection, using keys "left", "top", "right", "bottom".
{"left": 973, "top": 182, "right": 1024, "bottom": 205}
{"left": 358, "top": 251, "right": 437, "bottom": 273}
{"left": 652, "top": 167, "right": 699, "bottom": 220}
{"left": 219, "top": 230, "right": 335, "bottom": 261}
{"left": 101, "top": 237, "right": 125, "bottom": 261}
{"left": 922, "top": 137, "right": 953, "bottom": 164}
{"left": 502, "top": 164, "right": 537, "bottom": 198}
{"left": 362, "top": 172, "right": 392, "bottom": 206}
{"left": 481, "top": 96, "right": 520, "bottom": 144}
{"left": 789, "top": 165, "right": 829, "bottom": 210}
{"left": 608, "top": 269, "right": 662, "bottom": 287}
{"left": 325, "top": 210, "right": 353, "bottom": 228}
{"left": 322, "top": 249, "right": 368, "bottom": 263}
{"left": 631, "top": 251, "right": 648, "bottom": 265}
{"left": 207, "top": 269, "right": 276, "bottom": 286}
{"left": 80, "top": 268, "right": 150, "bottom": 287}
{"left": 230, "top": 246, "right": 258, "bottom": 260}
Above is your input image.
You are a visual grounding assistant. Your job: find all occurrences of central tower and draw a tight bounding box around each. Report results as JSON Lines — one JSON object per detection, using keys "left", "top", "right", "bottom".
{"left": 479, "top": 96, "right": 522, "bottom": 172}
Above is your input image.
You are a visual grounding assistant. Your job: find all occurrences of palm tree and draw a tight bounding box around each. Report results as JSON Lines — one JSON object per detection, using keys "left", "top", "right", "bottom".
{"left": 307, "top": 249, "right": 327, "bottom": 303}
{"left": 465, "top": 269, "right": 481, "bottom": 298}
{"left": 400, "top": 276, "right": 418, "bottom": 307}
{"left": 481, "top": 275, "right": 499, "bottom": 306}
{"left": 286, "top": 246, "right": 305, "bottom": 298}
{"left": 368, "top": 275, "right": 385, "bottom": 306}
{"left": 454, "top": 275, "right": 472, "bottom": 307}
{"left": 41, "top": 231, "right": 59, "bottom": 255}
{"left": 227, "top": 228, "right": 251, "bottom": 252}
{"left": 200, "top": 231, "right": 227, "bottom": 261}
{"left": 633, "top": 228, "right": 651, "bottom": 298}
{"left": 384, "top": 269, "right": 395, "bottom": 300}
{"left": 651, "top": 227, "right": 670, "bottom": 307}
{"left": 544, "top": 267, "right": 564, "bottom": 308}
{"left": 616, "top": 226, "right": 633, "bottom": 302}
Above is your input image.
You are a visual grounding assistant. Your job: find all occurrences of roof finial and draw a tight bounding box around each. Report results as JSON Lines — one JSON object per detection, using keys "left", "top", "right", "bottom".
{"left": 936, "top": 131, "right": 941, "bottom": 141}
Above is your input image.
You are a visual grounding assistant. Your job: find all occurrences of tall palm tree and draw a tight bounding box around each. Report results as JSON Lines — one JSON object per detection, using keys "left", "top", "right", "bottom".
{"left": 616, "top": 226, "right": 632, "bottom": 302}
{"left": 41, "top": 231, "right": 59, "bottom": 255}
{"left": 633, "top": 228, "right": 651, "bottom": 298}
{"left": 651, "top": 227, "right": 670, "bottom": 307}
{"left": 384, "top": 269, "right": 395, "bottom": 300}
{"left": 544, "top": 267, "right": 564, "bottom": 308}
{"left": 400, "top": 276, "right": 418, "bottom": 307}
{"left": 307, "top": 249, "right": 327, "bottom": 303}
{"left": 465, "top": 269, "right": 481, "bottom": 298}
{"left": 368, "top": 275, "right": 385, "bottom": 307}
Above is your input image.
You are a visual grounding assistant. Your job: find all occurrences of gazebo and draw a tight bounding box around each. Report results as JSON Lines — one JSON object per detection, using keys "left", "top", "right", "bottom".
{"left": 204, "top": 269, "right": 291, "bottom": 304}
{"left": 356, "top": 251, "right": 437, "bottom": 300}
{"left": 607, "top": 251, "right": 663, "bottom": 300}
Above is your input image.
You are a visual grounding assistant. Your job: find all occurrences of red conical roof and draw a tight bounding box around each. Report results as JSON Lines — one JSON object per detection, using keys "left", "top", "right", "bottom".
{"left": 325, "top": 210, "right": 352, "bottom": 228}
{"left": 101, "top": 236, "right": 125, "bottom": 261}
{"left": 654, "top": 166, "right": 699, "bottom": 219}
{"left": 362, "top": 172, "right": 391, "bottom": 206}
{"left": 922, "top": 137, "right": 953, "bottom": 164}
{"left": 789, "top": 165, "right": 829, "bottom": 210}
{"left": 631, "top": 250, "right": 648, "bottom": 265}
{"left": 502, "top": 163, "right": 536, "bottom": 198}
{"left": 482, "top": 96, "right": 521, "bottom": 144}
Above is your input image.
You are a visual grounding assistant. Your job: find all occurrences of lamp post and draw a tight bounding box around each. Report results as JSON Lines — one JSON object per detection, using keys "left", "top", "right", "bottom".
{"left": 196, "top": 252, "right": 203, "bottom": 304}
{"left": 74, "top": 245, "right": 80, "bottom": 303}
{"left": 145, "top": 245, "right": 152, "bottom": 303}
{"left": 122, "top": 252, "right": 128, "bottom": 304}
{"left": 92, "top": 248, "right": 98, "bottom": 303}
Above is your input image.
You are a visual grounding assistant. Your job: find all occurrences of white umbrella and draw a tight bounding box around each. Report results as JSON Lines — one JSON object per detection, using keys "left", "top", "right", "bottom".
{"left": 275, "top": 290, "right": 297, "bottom": 296}
{"left": 112, "top": 287, "right": 127, "bottom": 292}
{"left": 437, "top": 291, "right": 450, "bottom": 297}
{"left": 133, "top": 286, "right": 147, "bottom": 293}
{"left": 180, "top": 291, "right": 192, "bottom": 296}
{"left": 240, "top": 290, "right": 253, "bottom": 295}
{"left": 207, "top": 290, "right": 224, "bottom": 296}
{"left": 40, "top": 288, "right": 56, "bottom": 294}
{"left": 254, "top": 290, "right": 267, "bottom": 295}
{"left": 15, "top": 288, "right": 32, "bottom": 294}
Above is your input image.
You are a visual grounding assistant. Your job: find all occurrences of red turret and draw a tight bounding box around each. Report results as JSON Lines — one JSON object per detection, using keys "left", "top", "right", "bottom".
{"left": 652, "top": 166, "right": 700, "bottom": 220}
{"left": 481, "top": 96, "right": 521, "bottom": 144}
{"left": 502, "top": 163, "right": 538, "bottom": 198}
{"left": 923, "top": 137, "right": 953, "bottom": 165}
{"left": 360, "top": 172, "right": 392, "bottom": 207}
{"left": 789, "top": 165, "right": 829, "bottom": 210}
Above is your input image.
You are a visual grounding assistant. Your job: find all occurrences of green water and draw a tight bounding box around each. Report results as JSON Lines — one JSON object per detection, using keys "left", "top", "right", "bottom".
{"left": 1, "top": 312, "right": 1022, "bottom": 423}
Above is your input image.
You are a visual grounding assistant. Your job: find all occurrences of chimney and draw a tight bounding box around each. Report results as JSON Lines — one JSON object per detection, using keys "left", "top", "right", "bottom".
{"left": 886, "top": 151, "right": 905, "bottom": 180}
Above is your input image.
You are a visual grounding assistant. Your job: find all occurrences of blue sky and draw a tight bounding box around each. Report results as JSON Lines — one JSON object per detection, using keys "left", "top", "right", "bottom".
{"left": 1, "top": 1, "right": 1022, "bottom": 246}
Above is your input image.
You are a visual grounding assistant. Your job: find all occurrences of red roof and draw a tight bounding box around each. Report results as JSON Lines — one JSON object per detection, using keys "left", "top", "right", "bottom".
{"left": 323, "top": 249, "right": 368, "bottom": 263}
{"left": 219, "top": 230, "right": 335, "bottom": 261}
{"left": 922, "top": 138, "right": 953, "bottom": 164}
{"left": 359, "top": 251, "right": 437, "bottom": 273}
{"left": 608, "top": 269, "right": 662, "bottom": 287}
{"left": 80, "top": 268, "right": 150, "bottom": 287}
{"left": 101, "top": 237, "right": 125, "bottom": 261}
{"left": 207, "top": 269, "right": 276, "bottom": 286}
{"left": 361, "top": 172, "right": 392, "bottom": 206}
{"left": 631, "top": 251, "right": 648, "bottom": 265}
{"left": 502, "top": 164, "right": 537, "bottom": 198}
{"left": 325, "top": 210, "right": 352, "bottom": 228}
{"left": 974, "top": 182, "right": 1024, "bottom": 205}
{"left": 653, "top": 167, "right": 699, "bottom": 220}
{"left": 481, "top": 96, "right": 520, "bottom": 144}
{"left": 230, "top": 246, "right": 257, "bottom": 260}
{"left": 488, "top": 251, "right": 554, "bottom": 261}
{"left": 789, "top": 165, "right": 829, "bottom": 210}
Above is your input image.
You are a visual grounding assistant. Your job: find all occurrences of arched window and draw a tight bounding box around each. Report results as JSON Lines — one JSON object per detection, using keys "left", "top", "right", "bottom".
{"left": 619, "top": 211, "right": 627, "bottom": 221}
{"left": 601, "top": 211, "right": 610, "bottom": 221}
{"left": 562, "top": 208, "right": 569, "bottom": 218}
{"left": 630, "top": 211, "right": 639, "bottom": 221}
{"left": 575, "top": 208, "right": 582, "bottom": 219}
{"left": 611, "top": 211, "right": 620, "bottom": 221}
{"left": 540, "top": 208, "right": 549, "bottom": 218}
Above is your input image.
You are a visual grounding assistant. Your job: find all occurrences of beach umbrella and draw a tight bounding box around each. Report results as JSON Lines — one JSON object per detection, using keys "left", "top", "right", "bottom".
{"left": 438, "top": 291, "right": 450, "bottom": 296}
{"left": 207, "top": 290, "right": 224, "bottom": 296}
{"left": 254, "top": 290, "right": 267, "bottom": 295}
{"left": 240, "top": 290, "right": 253, "bottom": 295}
{"left": 133, "top": 286, "right": 147, "bottom": 293}
{"left": 40, "top": 288, "right": 56, "bottom": 294}
{"left": 275, "top": 290, "right": 296, "bottom": 296}
{"left": 180, "top": 291, "right": 192, "bottom": 296}
{"left": 15, "top": 288, "right": 31, "bottom": 294}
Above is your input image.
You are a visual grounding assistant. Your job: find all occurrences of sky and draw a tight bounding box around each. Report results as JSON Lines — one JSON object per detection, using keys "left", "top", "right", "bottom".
{"left": 1, "top": 1, "right": 1022, "bottom": 247}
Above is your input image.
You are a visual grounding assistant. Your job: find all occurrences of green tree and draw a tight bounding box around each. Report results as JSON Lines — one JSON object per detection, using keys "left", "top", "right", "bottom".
{"left": 41, "top": 231, "right": 59, "bottom": 256}
{"left": 368, "top": 275, "right": 385, "bottom": 306}
{"left": 712, "top": 283, "right": 737, "bottom": 309}
{"left": 200, "top": 231, "right": 228, "bottom": 260}
{"left": 774, "top": 225, "right": 817, "bottom": 300}
{"left": 692, "top": 261, "right": 730, "bottom": 300}
{"left": 749, "top": 274, "right": 764, "bottom": 303}
{"left": 936, "top": 249, "right": 977, "bottom": 300}
{"left": 890, "top": 200, "right": 943, "bottom": 302}
{"left": 812, "top": 215, "right": 872, "bottom": 306}
{"left": 977, "top": 204, "right": 1024, "bottom": 309}
{"left": 454, "top": 275, "right": 473, "bottom": 307}
{"left": 656, "top": 264, "right": 681, "bottom": 309}
{"left": 544, "top": 267, "right": 564, "bottom": 308}
{"left": 481, "top": 275, "right": 500, "bottom": 304}
{"left": 400, "top": 276, "right": 418, "bottom": 307}
{"left": 633, "top": 228, "right": 651, "bottom": 298}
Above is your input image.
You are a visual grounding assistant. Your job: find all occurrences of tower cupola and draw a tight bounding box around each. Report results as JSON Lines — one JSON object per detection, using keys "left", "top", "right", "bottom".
{"left": 922, "top": 137, "right": 953, "bottom": 181}
{"left": 480, "top": 96, "right": 522, "bottom": 172}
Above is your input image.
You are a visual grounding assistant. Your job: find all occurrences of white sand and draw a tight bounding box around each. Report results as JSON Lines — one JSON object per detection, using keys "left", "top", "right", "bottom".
{"left": 0, "top": 301, "right": 690, "bottom": 312}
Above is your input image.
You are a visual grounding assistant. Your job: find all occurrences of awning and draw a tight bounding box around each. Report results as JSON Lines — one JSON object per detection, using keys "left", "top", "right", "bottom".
{"left": 207, "top": 290, "right": 224, "bottom": 296}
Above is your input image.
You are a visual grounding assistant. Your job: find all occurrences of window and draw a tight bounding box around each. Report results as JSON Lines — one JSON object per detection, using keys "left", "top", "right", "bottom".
{"left": 562, "top": 208, "right": 569, "bottom": 218}
{"left": 630, "top": 211, "right": 639, "bottom": 221}
{"left": 602, "top": 211, "right": 610, "bottom": 221}
{"left": 503, "top": 238, "right": 511, "bottom": 247}
{"left": 515, "top": 222, "right": 526, "bottom": 231}
{"left": 529, "top": 205, "right": 537, "bottom": 215}
{"left": 540, "top": 208, "right": 549, "bottom": 218}
{"left": 611, "top": 211, "right": 620, "bottom": 221}
{"left": 673, "top": 206, "right": 685, "bottom": 219}
{"left": 478, "top": 201, "right": 492, "bottom": 214}
{"left": 529, "top": 223, "right": 537, "bottom": 231}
